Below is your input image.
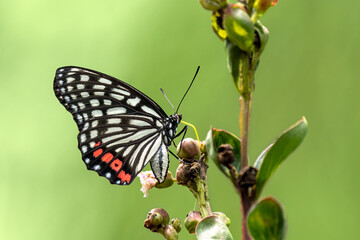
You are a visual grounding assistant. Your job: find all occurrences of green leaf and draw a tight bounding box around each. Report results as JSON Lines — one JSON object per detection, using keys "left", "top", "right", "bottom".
{"left": 196, "top": 216, "right": 234, "bottom": 240}
{"left": 254, "top": 20, "right": 269, "bottom": 55}
{"left": 226, "top": 39, "right": 247, "bottom": 93}
{"left": 254, "top": 117, "right": 308, "bottom": 198}
{"left": 205, "top": 128, "right": 242, "bottom": 178}
{"left": 247, "top": 197, "right": 286, "bottom": 240}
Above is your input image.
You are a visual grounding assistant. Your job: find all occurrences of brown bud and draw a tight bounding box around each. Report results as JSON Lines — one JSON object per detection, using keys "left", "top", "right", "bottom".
{"left": 238, "top": 166, "right": 258, "bottom": 187}
{"left": 218, "top": 144, "right": 235, "bottom": 166}
{"left": 175, "top": 162, "right": 202, "bottom": 185}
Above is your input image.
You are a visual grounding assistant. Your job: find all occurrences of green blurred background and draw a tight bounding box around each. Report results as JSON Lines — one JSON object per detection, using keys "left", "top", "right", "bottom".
{"left": 1, "top": 0, "right": 359, "bottom": 239}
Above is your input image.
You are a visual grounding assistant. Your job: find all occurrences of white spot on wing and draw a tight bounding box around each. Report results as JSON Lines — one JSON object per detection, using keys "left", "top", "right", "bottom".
{"left": 77, "top": 84, "right": 85, "bottom": 89}
{"left": 107, "top": 107, "right": 126, "bottom": 115}
{"left": 107, "top": 118, "right": 121, "bottom": 124}
{"left": 81, "top": 75, "right": 90, "bottom": 81}
{"left": 81, "top": 145, "right": 88, "bottom": 153}
{"left": 99, "top": 78, "right": 112, "bottom": 85}
{"left": 80, "top": 134, "right": 86, "bottom": 143}
{"left": 93, "top": 85, "right": 105, "bottom": 90}
{"left": 105, "top": 173, "right": 111, "bottom": 178}
{"left": 91, "top": 110, "right": 103, "bottom": 117}
{"left": 93, "top": 165, "right": 100, "bottom": 170}
{"left": 105, "top": 127, "right": 123, "bottom": 134}
{"left": 67, "top": 77, "right": 75, "bottom": 83}
{"left": 90, "top": 99, "right": 100, "bottom": 107}
{"left": 58, "top": 80, "right": 64, "bottom": 85}
{"left": 60, "top": 87, "right": 66, "bottom": 93}
{"left": 104, "top": 99, "right": 112, "bottom": 105}
{"left": 78, "top": 102, "right": 85, "bottom": 109}
{"left": 85, "top": 158, "right": 90, "bottom": 164}
{"left": 91, "top": 120, "right": 98, "bottom": 127}
{"left": 141, "top": 106, "right": 161, "bottom": 118}
{"left": 64, "top": 96, "right": 70, "bottom": 102}
{"left": 113, "top": 88, "right": 130, "bottom": 96}
{"left": 67, "top": 85, "right": 73, "bottom": 91}
{"left": 94, "top": 92, "right": 104, "bottom": 96}
{"left": 80, "top": 92, "right": 90, "bottom": 98}
{"left": 76, "top": 114, "right": 83, "bottom": 123}
{"left": 130, "top": 119, "right": 151, "bottom": 127}
{"left": 71, "top": 104, "right": 78, "bottom": 112}
{"left": 83, "top": 122, "right": 89, "bottom": 130}
{"left": 83, "top": 113, "right": 88, "bottom": 121}
{"left": 126, "top": 97, "right": 141, "bottom": 107}
{"left": 110, "top": 93, "right": 124, "bottom": 101}
{"left": 90, "top": 130, "right": 98, "bottom": 138}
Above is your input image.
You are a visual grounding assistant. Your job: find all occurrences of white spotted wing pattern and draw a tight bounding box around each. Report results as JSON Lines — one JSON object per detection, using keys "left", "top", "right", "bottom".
{"left": 54, "top": 66, "right": 182, "bottom": 185}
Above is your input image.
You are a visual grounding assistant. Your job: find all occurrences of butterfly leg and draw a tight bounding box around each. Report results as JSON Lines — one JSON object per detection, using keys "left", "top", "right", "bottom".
{"left": 168, "top": 149, "right": 187, "bottom": 164}
{"left": 173, "top": 126, "right": 188, "bottom": 152}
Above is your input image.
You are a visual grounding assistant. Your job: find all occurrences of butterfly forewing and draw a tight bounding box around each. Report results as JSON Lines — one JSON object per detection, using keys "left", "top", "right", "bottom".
{"left": 54, "top": 66, "right": 175, "bottom": 185}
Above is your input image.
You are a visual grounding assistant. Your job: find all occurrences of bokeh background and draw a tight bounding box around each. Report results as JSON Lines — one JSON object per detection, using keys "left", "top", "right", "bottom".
{"left": 1, "top": 0, "right": 359, "bottom": 239}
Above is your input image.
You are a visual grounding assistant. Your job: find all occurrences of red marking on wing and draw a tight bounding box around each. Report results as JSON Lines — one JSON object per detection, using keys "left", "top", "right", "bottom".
{"left": 94, "top": 141, "right": 101, "bottom": 147}
{"left": 118, "top": 170, "right": 131, "bottom": 183}
{"left": 110, "top": 159, "right": 123, "bottom": 172}
{"left": 93, "top": 149, "right": 103, "bottom": 158}
{"left": 101, "top": 153, "right": 113, "bottom": 163}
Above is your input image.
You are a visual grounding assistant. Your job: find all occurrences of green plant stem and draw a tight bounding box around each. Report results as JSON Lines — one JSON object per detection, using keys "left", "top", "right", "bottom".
{"left": 194, "top": 177, "right": 212, "bottom": 217}
{"left": 238, "top": 53, "right": 255, "bottom": 240}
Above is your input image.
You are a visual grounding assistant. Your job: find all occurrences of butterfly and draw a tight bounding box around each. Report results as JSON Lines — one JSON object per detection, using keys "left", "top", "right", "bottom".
{"left": 54, "top": 66, "right": 198, "bottom": 185}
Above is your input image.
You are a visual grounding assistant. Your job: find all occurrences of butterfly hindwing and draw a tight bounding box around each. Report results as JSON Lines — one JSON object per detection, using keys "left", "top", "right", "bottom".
{"left": 54, "top": 66, "right": 177, "bottom": 185}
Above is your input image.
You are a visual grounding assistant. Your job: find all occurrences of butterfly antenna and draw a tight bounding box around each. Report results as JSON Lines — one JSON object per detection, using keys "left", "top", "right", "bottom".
{"left": 160, "top": 88, "right": 175, "bottom": 113}
{"left": 176, "top": 66, "right": 200, "bottom": 113}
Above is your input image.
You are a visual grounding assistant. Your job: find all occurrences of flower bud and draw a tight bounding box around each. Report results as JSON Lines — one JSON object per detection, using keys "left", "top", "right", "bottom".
{"left": 171, "top": 218, "right": 182, "bottom": 233}
{"left": 155, "top": 172, "right": 174, "bottom": 189}
{"left": 184, "top": 211, "right": 202, "bottom": 234}
{"left": 212, "top": 212, "right": 231, "bottom": 226}
{"left": 253, "top": 0, "right": 278, "bottom": 20}
{"left": 177, "top": 138, "right": 201, "bottom": 160}
{"left": 199, "top": 0, "right": 228, "bottom": 11}
{"left": 223, "top": 4, "right": 254, "bottom": 53}
{"left": 144, "top": 208, "right": 170, "bottom": 232}
{"left": 163, "top": 225, "right": 178, "bottom": 240}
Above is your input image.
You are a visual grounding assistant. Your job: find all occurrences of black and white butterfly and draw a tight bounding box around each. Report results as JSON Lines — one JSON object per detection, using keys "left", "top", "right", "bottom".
{"left": 54, "top": 66, "right": 198, "bottom": 185}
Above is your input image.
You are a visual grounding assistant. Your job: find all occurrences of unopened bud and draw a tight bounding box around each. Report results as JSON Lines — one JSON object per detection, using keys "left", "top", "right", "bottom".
{"left": 184, "top": 211, "right": 202, "bottom": 234}
{"left": 199, "top": 0, "right": 228, "bottom": 11}
{"left": 163, "top": 225, "right": 178, "bottom": 240}
{"left": 218, "top": 144, "right": 235, "bottom": 166}
{"left": 177, "top": 138, "right": 201, "bottom": 160}
{"left": 171, "top": 218, "right": 182, "bottom": 233}
{"left": 223, "top": 4, "right": 254, "bottom": 52}
{"left": 155, "top": 172, "right": 174, "bottom": 189}
{"left": 253, "top": 0, "right": 278, "bottom": 20}
{"left": 144, "top": 208, "right": 170, "bottom": 232}
{"left": 212, "top": 212, "right": 231, "bottom": 226}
